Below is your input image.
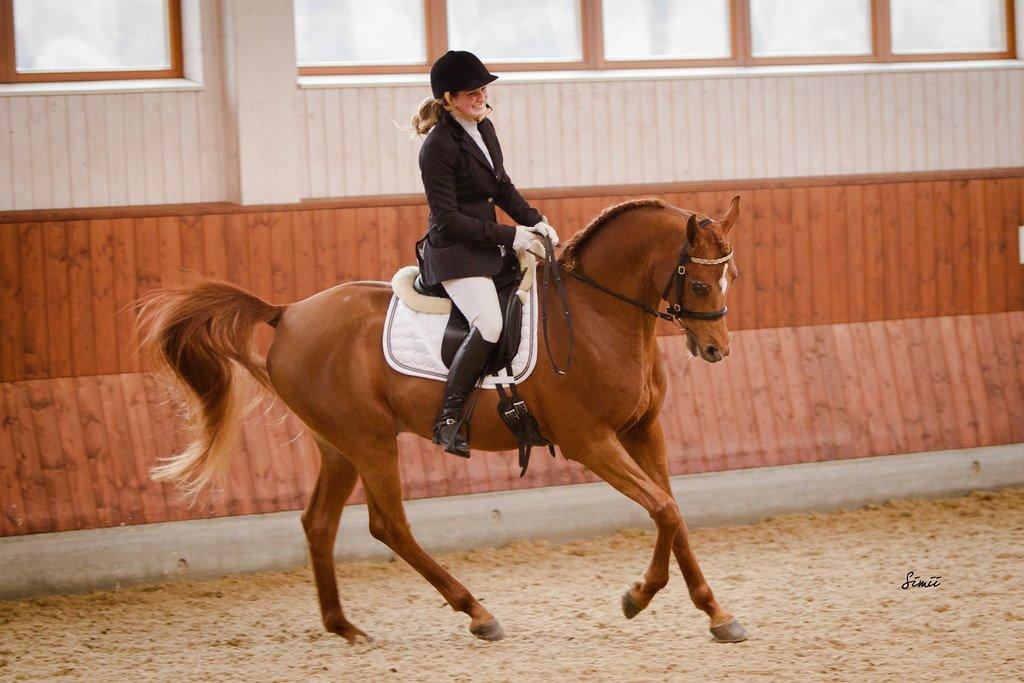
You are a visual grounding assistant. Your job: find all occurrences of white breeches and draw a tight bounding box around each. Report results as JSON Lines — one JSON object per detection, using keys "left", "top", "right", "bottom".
{"left": 440, "top": 276, "right": 503, "bottom": 343}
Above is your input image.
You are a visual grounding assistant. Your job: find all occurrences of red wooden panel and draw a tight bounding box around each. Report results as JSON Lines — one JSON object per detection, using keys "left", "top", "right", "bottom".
{"left": 42, "top": 223, "right": 73, "bottom": 378}
{"left": 830, "top": 324, "right": 871, "bottom": 459}
{"left": 936, "top": 315, "right": 982, "bottom": 448}
{"left": 903, "top": 318, "right": 942, "bottom": 451}
{"left": 951, "top": 315, "right": 993, "bottom": 446}
{"left": 825, "top": 186, "right": 848, "bottom": 324}
{"left": 915, "top": 183, "right": 937, "bottom": 316}
{"left": 200, "top": 213, "right": 229, "bottom": 281}
{"left": 949, "top": 181, "right": 974, "bottom": 315}
{"left": 72, "top": 378, "right": 120, "bottom": 527}
{"left": 23, "top": 381, "right": 77, "bottom": 529}
{"left": 846, "top": 321, "right": 899, "bottom": 456}
{"left": 93, "top": 373, "right": 151, "bottom": 524}
{"left": 897, "top": 183, "right": 920, "bottom": 318}
{"left": 966, "top": 181, "right": 990, "bottom": 315}
{"left": 879, "top": 184, "right": 903, "bottom": 320}
{"left": 18, "top": 225, "right": 49, "bottom": 378}
{"left": 789, "top": 187, "right": 814, "bottom": 326}
{"left": 0, "top": 384, "right": 30, "bottom": 534}
{"left": 844, "top": 185, "right": 866, "bottom": 323}
{"left": 179, "top": 215, "right": 206, "bottom": 282}
{"left": 861, "top": 184, "right": 886, "bottom": 321}
{"left": 3, "top": 382, "right": 52, "bottom": 533}
{"left": 932, "top": 181, "right": 955, "bottom": 317}
{"left": 66, "top": 220, "right": 99, "bottom": 377}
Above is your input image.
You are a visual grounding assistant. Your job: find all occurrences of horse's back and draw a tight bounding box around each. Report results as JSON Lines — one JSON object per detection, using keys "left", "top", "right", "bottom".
{"left": 266, "top": 280, "right": 394, "bottom": 410}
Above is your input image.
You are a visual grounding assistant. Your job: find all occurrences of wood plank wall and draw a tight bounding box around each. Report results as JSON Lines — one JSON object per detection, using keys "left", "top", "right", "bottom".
{"left": 299, "top": 68, "right": 1024, "bottom": 199}
{"left": 3, "top": 311, "right": 1023, "bottom": 537}
{"left": 3, "top": 175, "right": 1022, "bottom": 383}
{"left": 2, "top": 172, "right": 1023, "bottom": 536}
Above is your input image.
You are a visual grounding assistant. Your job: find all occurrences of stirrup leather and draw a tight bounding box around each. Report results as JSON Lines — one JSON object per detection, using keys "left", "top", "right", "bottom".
{"left": 494, "top": 361, "right": 555, "bottom": 477}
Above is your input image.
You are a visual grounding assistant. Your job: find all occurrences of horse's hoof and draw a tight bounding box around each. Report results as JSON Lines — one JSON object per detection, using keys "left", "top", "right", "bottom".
{"left": 327, "top": 620, "right": 373, "bottom": 644}
{"left": 709, "top": 616, "right": 748, "bottom": 643}
{"left": 621, "top": 588, "right": 645, "bottom": 619}
{"left": 470, "top": 619, "right": 506, "bottom": 641}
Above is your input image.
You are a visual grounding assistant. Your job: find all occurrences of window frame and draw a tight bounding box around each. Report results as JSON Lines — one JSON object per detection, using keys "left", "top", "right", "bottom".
{"left": 0, "top": 0, "right": 184, "bottom": 83}
{"left": 295, "top": 0, "right": 1016, "bottom": 76}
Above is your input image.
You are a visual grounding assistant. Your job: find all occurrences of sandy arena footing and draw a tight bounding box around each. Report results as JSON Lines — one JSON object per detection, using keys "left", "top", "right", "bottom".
{"left": 1, "top": 487, "right": 1022, "bottom": 681}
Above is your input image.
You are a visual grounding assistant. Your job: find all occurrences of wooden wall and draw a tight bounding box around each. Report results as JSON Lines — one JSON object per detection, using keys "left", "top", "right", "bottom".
{"left": 300, "top": 67, "right": 1024, "bottom": 198}
{"left": 3, "top": 175, "right": 1023, "bottom": 383}
{"left": 3, "top": 0, "right": 1021, "bottom": 210}
{"left": 2, "top": 171, "right": 1023, "bottom": 536}
{"left": 0, "top": 0, "right": 235, "bottom": 211}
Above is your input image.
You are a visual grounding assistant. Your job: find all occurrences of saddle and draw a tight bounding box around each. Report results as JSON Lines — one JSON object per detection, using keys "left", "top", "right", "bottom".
{"left": 411, "top": 269, "right": 554, "bottom": 477}
{"left": 411, "top": 273, "right": 523, "bottom": 377}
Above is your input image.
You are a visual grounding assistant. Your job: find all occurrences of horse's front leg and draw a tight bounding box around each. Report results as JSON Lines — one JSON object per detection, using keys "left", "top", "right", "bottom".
{"left": 617, "top": 415, "right": 748, "bottom": 643}
{"left": 557, "top": 432, "right": 680, "bottom": 621}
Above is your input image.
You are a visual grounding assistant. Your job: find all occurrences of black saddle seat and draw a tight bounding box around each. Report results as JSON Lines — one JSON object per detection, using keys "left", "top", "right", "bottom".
{"left": 413, "top": 275, "right": 450, "bottom": 299}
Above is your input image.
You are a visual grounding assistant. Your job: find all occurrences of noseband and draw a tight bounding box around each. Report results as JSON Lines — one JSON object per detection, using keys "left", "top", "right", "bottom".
{"left": 535, "top": 217, "right": 733, "bottom": 375}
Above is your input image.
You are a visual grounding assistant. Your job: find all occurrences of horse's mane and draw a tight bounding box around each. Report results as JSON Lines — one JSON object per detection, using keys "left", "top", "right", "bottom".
{"left": 559, "top": 197, "right": 671, "bottom": 269}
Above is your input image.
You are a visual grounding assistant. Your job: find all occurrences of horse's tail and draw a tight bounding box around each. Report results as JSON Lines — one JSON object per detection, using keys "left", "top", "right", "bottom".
{"left": 135, "top": 278, "right": 286, "bottom": 501}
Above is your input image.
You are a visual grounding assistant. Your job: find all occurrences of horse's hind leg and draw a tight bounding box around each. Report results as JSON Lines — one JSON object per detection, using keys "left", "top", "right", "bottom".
{"left": 618, "top": 417, "right": 747, "bottom": 643}
{"left": 301, "top": 436, "right": 368, "bottom": 643}
{"left": 346, "top": 432, "right": 504, "bottom": 641}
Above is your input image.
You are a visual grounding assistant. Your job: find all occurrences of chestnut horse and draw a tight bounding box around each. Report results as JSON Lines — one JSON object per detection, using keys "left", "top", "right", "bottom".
{"left": 136, "top": 196, "right": 747, "bottom": 644}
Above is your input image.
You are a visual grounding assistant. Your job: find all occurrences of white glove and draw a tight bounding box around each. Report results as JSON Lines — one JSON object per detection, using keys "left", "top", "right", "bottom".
{"left": 529, "top": 216, "right": 560, "bottom": 247}
{"left": 512, "top": 225, "right": 538, "bottom": 252}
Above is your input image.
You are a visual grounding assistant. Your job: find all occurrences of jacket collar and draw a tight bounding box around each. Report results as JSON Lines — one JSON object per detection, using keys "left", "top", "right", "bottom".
{"left": 442, "top": 110, "right": 500, "bottom": 176}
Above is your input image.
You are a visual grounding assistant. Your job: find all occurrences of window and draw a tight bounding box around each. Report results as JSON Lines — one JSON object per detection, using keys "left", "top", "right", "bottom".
{"left": 890, "top": 0, "right": 1010, "bottom": 57}
{"left": 294, "top": 0, "right": 1016, "bottom": 76}
{"left": 294, "top": 0, "right": 427, "bottom": 67}
{"left": 749, "top": 0, "right": 873, "bottom": 59}
{"left": 0, "top": 0, "right": 183, "bottom": 83}
{"left": 602, "top": 0, "right": 731, "bottom": 62}
{"left": 447, "top": 0, "right": 582, "bottom": 63}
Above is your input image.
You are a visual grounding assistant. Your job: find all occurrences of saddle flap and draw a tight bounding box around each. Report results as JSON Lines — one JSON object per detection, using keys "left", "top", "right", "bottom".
{"left": 441, "top": 273, "right": 525, "bottom": 375}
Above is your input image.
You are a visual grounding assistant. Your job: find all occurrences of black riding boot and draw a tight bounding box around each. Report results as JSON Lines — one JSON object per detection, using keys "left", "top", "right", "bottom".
{"left": 432, "top": 326, "right": 495, "bottom": 457}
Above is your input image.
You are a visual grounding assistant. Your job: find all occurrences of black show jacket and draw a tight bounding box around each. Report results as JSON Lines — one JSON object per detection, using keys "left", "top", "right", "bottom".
{"left": 416, "top": 109, "right": 543, "bottom": 287}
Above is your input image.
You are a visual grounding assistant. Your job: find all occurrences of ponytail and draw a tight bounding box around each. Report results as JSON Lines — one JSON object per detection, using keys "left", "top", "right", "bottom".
{"left": 404, "top": 95, "right": 447, "bottom": 137}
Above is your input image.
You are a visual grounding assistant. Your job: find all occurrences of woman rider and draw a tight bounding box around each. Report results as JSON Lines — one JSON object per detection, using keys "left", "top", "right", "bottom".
{"left": 409, "top": 50, "right": 560, "bottom": 458}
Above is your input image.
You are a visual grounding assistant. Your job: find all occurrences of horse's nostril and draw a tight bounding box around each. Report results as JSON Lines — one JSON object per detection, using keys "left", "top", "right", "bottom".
{"left": 705, "top": 345, "right": 723, "bottom": 361}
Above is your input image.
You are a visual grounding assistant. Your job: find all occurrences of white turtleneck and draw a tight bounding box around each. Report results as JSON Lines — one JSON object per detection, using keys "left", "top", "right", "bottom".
{"left": 454, "top": 114, "right": 494, "bottom": 169}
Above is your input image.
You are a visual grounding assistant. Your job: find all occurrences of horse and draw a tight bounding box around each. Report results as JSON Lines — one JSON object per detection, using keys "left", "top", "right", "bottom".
{"left": 135, "top": 195, "right": 747, "bottom": 644}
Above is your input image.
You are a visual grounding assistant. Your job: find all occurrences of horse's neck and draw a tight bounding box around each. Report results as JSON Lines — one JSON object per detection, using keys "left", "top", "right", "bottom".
{"left": 566, "top": 219, "right": 672, "bottom": 342}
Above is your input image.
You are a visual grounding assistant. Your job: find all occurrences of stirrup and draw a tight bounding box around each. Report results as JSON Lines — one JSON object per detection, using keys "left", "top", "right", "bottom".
{"left": 432, "top": 413, "right": 470, "bottom": 457}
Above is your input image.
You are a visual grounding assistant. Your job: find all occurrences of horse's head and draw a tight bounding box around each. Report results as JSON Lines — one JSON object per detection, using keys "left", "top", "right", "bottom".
{"left": 660, "top": 196, "right": 740, "bottom": 363}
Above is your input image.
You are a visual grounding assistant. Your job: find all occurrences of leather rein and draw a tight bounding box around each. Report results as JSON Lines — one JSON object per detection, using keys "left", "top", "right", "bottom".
{"left": 534, "top": 217, "right": 734, "bottom": 375}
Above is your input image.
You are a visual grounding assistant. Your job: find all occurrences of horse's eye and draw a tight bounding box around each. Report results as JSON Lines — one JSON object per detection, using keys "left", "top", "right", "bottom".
{"left": 691, "top": 281, "right": 710, "bottom": 296}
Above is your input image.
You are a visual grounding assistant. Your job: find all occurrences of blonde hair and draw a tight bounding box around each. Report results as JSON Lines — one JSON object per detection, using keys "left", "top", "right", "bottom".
{"left": 404, "top": 95, "right": 449, "bottom": 137}
{"left": 401, "top": 91, "right": 489, "bottom": 138}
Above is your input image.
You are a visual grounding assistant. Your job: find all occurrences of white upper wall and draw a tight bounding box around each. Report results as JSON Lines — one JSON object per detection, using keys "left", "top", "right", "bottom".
{"left": 0, "top": 0, "right": 1022, "bottom": 211}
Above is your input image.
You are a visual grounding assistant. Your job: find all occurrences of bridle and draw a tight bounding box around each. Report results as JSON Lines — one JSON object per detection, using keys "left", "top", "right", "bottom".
{"left": 535, "top": 217, "right": 733, "bottom": 375}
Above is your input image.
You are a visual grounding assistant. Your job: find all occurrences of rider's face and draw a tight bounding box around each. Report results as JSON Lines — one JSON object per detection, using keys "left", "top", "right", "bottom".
{"left": 450, "top": 85, "right": 489, "bottom": 119}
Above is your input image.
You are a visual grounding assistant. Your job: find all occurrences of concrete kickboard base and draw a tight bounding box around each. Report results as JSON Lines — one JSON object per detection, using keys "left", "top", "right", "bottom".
{"left": 1, "top": 444, "right": 1022, "bottom": 600}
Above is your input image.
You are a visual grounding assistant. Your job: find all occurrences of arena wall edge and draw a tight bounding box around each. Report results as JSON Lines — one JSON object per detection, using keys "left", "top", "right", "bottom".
{"left": 2, "top": 443, "right": 1021, "bottom": 601}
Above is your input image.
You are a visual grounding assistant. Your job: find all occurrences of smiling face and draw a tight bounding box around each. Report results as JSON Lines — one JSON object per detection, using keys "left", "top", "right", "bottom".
{"left": 447, "top": 84, "right": 489, "bottom": 120}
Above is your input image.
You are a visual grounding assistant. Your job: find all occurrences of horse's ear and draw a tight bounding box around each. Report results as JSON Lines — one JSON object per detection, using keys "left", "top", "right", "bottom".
{"left": 686, "top": 213, "right": 699, "bottom": 246}
{"left": 721, "top": 194, "right": 740, "bottom": 233}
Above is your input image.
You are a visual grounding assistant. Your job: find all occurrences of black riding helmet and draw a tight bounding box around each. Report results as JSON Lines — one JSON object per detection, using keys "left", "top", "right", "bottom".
{"left": 429, "top": 50, "right": 498, "bottom": 99}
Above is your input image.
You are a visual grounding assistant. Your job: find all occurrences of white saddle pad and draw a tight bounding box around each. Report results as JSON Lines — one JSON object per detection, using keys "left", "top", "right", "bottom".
{"left": 382, "top": 281, "right": 539, "bottom": 388}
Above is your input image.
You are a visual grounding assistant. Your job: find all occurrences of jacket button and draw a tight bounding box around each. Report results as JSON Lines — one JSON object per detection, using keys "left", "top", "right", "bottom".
{"left": 487, "top": 197, "right": 493, "bottom": 203}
